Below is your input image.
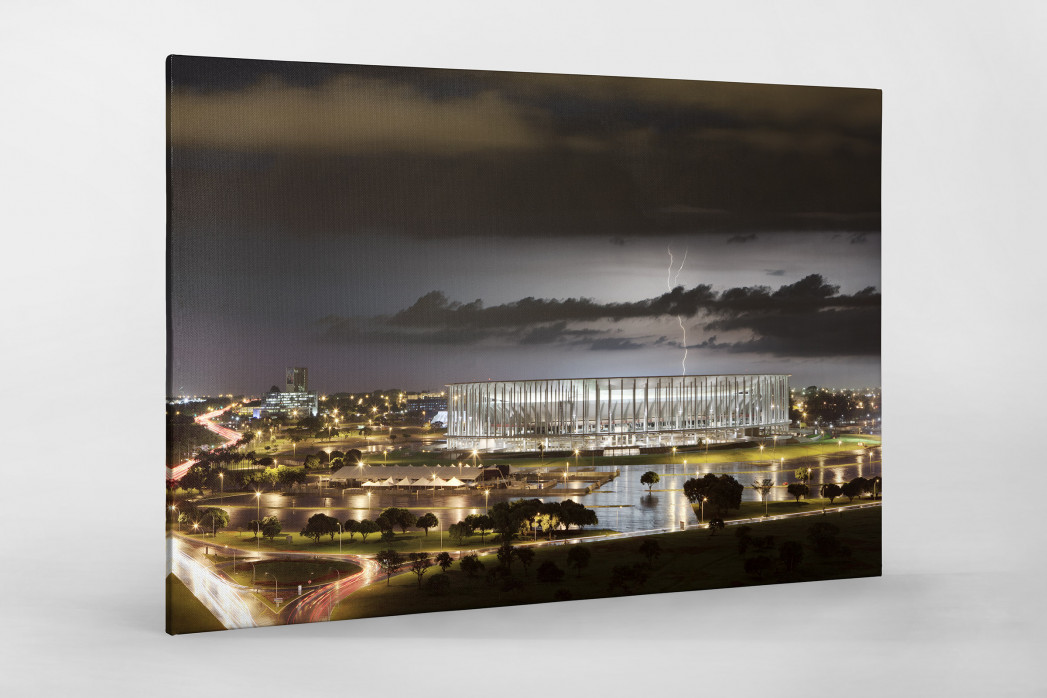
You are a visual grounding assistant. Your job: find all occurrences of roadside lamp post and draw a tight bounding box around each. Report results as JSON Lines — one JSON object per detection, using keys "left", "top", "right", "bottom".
{"left": 472, "top": 450, "right": 478, "bottom": 469}
{"left": 219, "top": 472, "right": 224, "bottom": 502}
{"left": 484, "top": 489, "right": 490, "bottom": 514}
{"left": 171, "top": 505, "right": 179, "bottom": 531}
{"left": 759, "top": 444, "right": 765, "bottom": 460}
{"left": 337, "top": 522, "right": 343, "bottom": 555}
{"left": 383, "top": 449, "right": 388, "bottom": 464}
{"left": 255, "top": 491, "right": 261, "bottom": 549}
{"left": 672, "top": 446, "right": 677, "bottom": 468}
{"left": 265, "top": 572, "right": 279, "bottom": 606}
{"left": 700, "top": 496, "right": 708, "bottom": 524}
{"left": 574, "top": 449, "right": 579, "bottom": 470}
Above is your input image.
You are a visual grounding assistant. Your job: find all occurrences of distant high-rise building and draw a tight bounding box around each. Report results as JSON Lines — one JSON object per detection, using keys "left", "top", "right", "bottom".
{"left": 286, "top": 367, "right": 308, "bottom": 393}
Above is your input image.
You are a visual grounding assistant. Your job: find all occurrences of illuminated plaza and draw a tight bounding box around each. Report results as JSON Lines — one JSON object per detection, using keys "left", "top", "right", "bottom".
{"left": 446, "top": 374, "right": 790, "bottom": 453}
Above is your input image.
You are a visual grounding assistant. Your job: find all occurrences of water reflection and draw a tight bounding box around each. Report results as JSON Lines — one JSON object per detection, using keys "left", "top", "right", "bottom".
{"left": 207, "top": 451, "right": 880, "bottom": 535}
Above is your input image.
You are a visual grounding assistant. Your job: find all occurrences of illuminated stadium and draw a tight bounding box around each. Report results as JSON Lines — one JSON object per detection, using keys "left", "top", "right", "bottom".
{"left": 446, "top": 374, "right": 790, "bottom": 453}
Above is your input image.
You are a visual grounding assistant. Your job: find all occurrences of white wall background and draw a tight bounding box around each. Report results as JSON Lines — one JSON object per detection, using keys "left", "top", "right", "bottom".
{"left": 2, "top": 1, "right": 1044, "bottom": 695}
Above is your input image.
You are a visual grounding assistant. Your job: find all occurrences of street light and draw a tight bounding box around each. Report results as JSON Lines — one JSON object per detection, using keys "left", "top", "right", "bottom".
{"left": 574, "top": 449, "right": 579, "bottom": 470}
{"left": 336, "top": 522, "right": 343, "bottom": 555}
{"left": 484, "top": 488, "right": 490, "bottom": 514}
{"left": 255, "top": 491, "right": 261, "bottom": 549}
{"left": 700, "top": 496, "right": 708, "bottom": 524}
{"left": 219, "top": 472, "right": 224, "bottom": 502}
{"left": 265, "top": 571, "right": 279, "bottom": 607}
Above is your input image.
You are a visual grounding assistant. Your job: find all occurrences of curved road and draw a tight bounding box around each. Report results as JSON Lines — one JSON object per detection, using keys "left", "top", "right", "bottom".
{"left": 171, "top": 496, "right": 879, "bottom": 629}
{"left": 168, "top": 407, "right": 242, "bottom": 481}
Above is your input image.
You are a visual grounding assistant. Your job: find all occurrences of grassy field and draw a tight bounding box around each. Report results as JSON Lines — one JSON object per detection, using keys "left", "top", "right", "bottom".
{"left": 218, "top": 559, "right": 362, "bottom": 587}
{"left": 166, "top": 573, "right": 225, "bottom": 635}
{"left": 702, "top": 497, "right": 877, "bottom": 522}
{"left": 253, "top": 432, "right": 879, "bottom": 471}
{"left": 183, "top": 526, "right": 619, "bottom": 556}
{"left": 330, "top": 505, "right": 881, "bottom": 621}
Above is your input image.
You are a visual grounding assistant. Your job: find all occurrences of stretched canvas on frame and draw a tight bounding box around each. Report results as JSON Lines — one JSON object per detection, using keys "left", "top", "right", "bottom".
{"left": 166, "top": 55, "right": 881, "bottom": 634}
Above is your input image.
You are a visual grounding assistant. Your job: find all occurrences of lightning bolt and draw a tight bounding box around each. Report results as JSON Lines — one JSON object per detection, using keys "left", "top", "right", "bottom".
{"left": 667, "top": 246, "right": 689, "bottom": 375}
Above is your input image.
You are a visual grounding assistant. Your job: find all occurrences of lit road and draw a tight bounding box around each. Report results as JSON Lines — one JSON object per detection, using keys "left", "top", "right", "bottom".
{"left": 168, "top": 537, "right": 256, "bottom": 630}
{"left": 283, "top": 556, "right": 380, "bottom": 624}
{"left": 168, "top": 407, "right": 242, "bottom": 481}
{"left": 172, "top": 533, "right": 379, "bottom": 627}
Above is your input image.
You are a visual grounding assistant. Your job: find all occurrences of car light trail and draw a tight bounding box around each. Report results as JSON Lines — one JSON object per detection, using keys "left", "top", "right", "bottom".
{"left": 167, "top": 406, "right": 242, "bottom": 481}
{"left": 171, "top": 544, "right": 256, "bottom": 630}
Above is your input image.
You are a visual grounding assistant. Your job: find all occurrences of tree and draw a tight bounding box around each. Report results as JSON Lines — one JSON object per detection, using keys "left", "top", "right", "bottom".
{"left": 344, "top": 518, "right": 360, "bottom": 540}
{"left": 357, "top": 519, "right": 380, "bottom": 542}
{"left": 567, "top": 546, "right": 592, "bottom": 577}
{"left": 435, "top": 551, "right": 454, "bottom": 573}
{"left": 490, "top": 501, "right": 527, "bottom": 542}
{"left": 460, "top": 554, "right": 485, "bottom": 578}
{"left": 751, "top": 478, "right": 774, "bottom": 516}
{"left": 820, "top": 483, "right": 843, "bottom": 504}
{"left": 640, "top": 470, "right": 660, "bottom": 492}
{"left": 639, "top": 539, "right": 661, "bottom": 565}
{"left": 516, "top": 547, "right": 536, "bottom": 575}
{"left": 382, "top": 507, "right": 415, "bottom": 533}
{"left": 375, "top": 514, "right": 394, "bottom": 534}
{"left": 536, "top": 560, "right": 565, "bottom": 583}
{"left": 375, "top": 550, "right": 403, "bottom": 586}
{"left": 416, "top": 512, "right": 439, "bottom": 536}
{"left": 608, "top": 563, "right": 648, "bottom": 594}
{"left": 779, "top": 540, "right": 804, "bottom": 572}
{"left": 300, "top": 513, "right": 339, "bottom": 543}
{"left": 303, "top": 453, "right": 321, "bottom": 470}
{"left": 559, "top": 500, "right": 598, "bottom": 531}
{"left": 381, "top": 528, "right": 396, "bottom": 544}
{"left": 786, "top": 483, "right": 810, "bottom": 502}
{"left": 683, "top": 474, "right": 744, "bottom": 516}
{"left": 840, "top": 480, "right": 862, "bottom": 503}
{"left": 408, "top": 552, "right": 433, "bottom": 588}
{"left": 448, "top": 522, "right": 469, "bottom": 546}
{"left": 465, "top": 514, "right": 493, "bottom": 543}
{"left": 196, "top": 507, "right": 230, "bottom": 535}
{"left": 708, "top": 517, "right": 726, "bottom": 535}
{"left": 496, "top": 543, "right": 516, "bottom": 571}
{"left": 426, "top": 573, "right": 451, "bottom": 595}
{"left": 260, "top": 515, "right": 281, "bottom": 541}
{"left": 794, "top": 466, "right": 812, "bottom": 489}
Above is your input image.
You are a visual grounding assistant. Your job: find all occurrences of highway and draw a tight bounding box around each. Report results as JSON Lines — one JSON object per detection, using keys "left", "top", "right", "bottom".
{"left": 168, "top": 407, "right": 242, "bottom": 481}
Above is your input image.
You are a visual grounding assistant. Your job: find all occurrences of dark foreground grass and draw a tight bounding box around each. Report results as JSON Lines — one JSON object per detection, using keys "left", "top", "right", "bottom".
{"left": 331, "top": 506, "right": 881, "bottom": 621}
{"left": 189, "top": 527, "right": 618, "bottom": 555}
{"left": 223, "top": 559, "right": 362, "bottom": 587}
{"left": 166, "top": 573, "right": 225, "bottom": 634}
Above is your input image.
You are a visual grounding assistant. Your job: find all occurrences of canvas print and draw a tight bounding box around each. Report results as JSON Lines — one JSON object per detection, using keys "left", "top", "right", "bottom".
{"left": 166, "top": 55, "right": 881, "bottom": 634}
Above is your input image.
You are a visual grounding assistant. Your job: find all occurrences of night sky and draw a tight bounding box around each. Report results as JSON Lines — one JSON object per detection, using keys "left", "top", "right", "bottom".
{"left": 168, "top": 56, "right": 881, "bottom": 396}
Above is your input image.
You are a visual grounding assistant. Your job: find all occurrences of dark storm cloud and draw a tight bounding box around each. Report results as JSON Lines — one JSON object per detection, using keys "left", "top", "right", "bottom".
{"left": 169, "top": 56, "right": 880, "bottom": 239}
{"left": 318, "top": 274, "right": 879, "bottom": 358}
{"left": 587, "top": 337, "right": 646, "bottom": 351}
{"left": 764, "top": 269, "right": 786, "bottom": 276}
